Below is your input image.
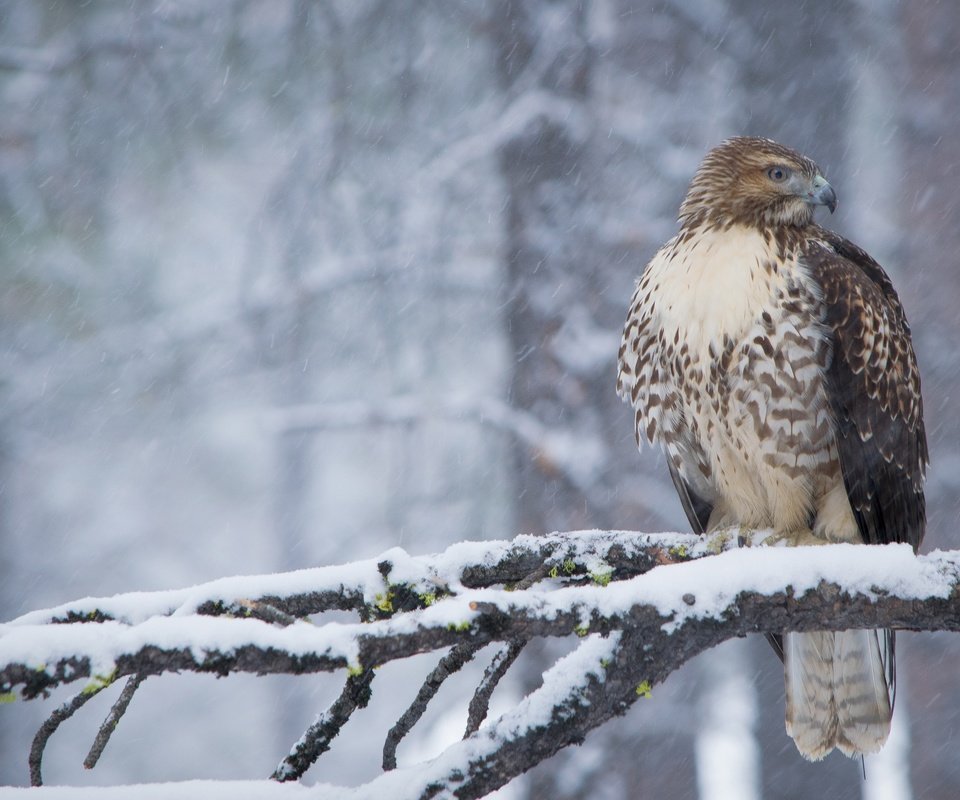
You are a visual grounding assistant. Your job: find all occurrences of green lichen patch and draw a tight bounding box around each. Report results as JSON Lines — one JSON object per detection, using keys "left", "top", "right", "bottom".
{"left": 590, "top": 568, "right": 613, "bottom": 587}
{"left": 52, "top": 609, "right": 114, "bottom": 624}
{"left": 81, "top": 669, "right": 117, "bottom": 696}
{"left": 373, "top": 591, "right": 395, "bottom": 615}
{"left": 635, "top": 680, "right": 652, "bottom": 699}
{"left": 549, "top": 558, "right": 580, "bottom": 580}
{"left": 668, "top": 543, "right": 689, "bottom": 560}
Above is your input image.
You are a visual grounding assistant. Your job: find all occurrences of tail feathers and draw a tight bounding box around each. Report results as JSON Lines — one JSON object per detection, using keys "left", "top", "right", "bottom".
{"left": 784, "top": 630, "right": 893, "bottom": 761}
{"left": 833, "top": 629, "right": 892, "bottom": 756}
{"left": 785, "top": 631, "right": 839, "bottom": 760}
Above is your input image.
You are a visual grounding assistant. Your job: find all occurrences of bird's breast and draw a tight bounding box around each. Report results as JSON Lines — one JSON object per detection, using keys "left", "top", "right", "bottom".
{"left": 617, "top": 223, "right": 838, "bottom": 531}
{"left": 648, "top": 225, "right": 781, "bottom": 353}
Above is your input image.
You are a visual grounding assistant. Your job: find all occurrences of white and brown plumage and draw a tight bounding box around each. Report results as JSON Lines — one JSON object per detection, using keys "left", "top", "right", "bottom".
{"left": 616, "top": 137, "right": 927, "bottom": 760}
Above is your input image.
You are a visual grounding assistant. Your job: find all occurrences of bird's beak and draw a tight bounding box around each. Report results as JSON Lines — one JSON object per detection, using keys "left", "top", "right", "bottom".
{"left": 809, "top": 175, "right": 837, "bottom": 214}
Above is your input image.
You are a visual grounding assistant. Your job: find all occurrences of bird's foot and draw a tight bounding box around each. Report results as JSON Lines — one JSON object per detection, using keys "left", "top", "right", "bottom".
{"left": 702, "top": 526, "right": 740, "bottom": 554}
{"left": 743, "top": 528, "right": 826, "bottom": 548}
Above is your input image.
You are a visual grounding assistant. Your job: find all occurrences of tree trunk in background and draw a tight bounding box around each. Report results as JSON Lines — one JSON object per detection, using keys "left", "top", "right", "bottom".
{"left": 495, "top": 0, "right": 601, "bottom": 536}
{"left": 494, "top": 3, "right": 700, "bottom": 797}
{"left": 900, "top": 3, "right": 960, "bottom": 798}
{"left": 846, "top": 5, "right": 914, "bottom": 797}
{"left": 726, "top": 0, "right": 854, "bottom": 183}
{"left": 0, "top": 428, "right": 12, "bottom": 783}
{"left": 695, "top": 640, "right": 760, "bottom": 800}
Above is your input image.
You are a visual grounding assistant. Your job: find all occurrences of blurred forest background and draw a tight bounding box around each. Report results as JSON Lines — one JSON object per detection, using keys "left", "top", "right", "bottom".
{"left": 1, "top": 1, "right": 959, "bottom": 798}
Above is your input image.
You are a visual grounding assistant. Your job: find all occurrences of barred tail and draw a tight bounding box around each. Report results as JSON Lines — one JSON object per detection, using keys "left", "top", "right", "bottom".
{"left": 784, "top": 630, "right": 892, "bottom": 760}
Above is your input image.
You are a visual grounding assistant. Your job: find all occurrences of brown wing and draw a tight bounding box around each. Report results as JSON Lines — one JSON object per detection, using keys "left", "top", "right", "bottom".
{"left": 804, "top": 229, "right": 928, "bottom": 551}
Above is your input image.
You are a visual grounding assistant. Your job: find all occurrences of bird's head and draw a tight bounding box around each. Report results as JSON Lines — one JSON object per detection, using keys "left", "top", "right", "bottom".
{"left": 678, "top": 137, "right": 836, "bottom": 230}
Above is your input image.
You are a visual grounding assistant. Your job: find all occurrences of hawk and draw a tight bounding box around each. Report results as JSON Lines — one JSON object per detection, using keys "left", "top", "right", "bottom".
{"left": 616, "top": 137, "right": 927, "bottom": 760}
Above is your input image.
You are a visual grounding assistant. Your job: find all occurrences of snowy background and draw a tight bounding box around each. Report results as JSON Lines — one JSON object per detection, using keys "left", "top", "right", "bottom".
{"left": 1, "top": 1, "right": 959, "bottom": 798}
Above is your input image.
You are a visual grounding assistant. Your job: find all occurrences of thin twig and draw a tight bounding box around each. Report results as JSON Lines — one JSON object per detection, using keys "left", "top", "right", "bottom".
{"left": 464, "top": 638, "right": 527, "bottom": 737}
{"left": 382, "top": 641, "right": 487, "bottom": 770}
{"left": 234, "top": 599, "right": 299, "bottom": 627}
{"left": 29, "top": 682, "right": 110, "bottom": 786}
{"left": 513, "top": 563, "right": 551, "bottom": 591}
{"left": 272, "top": 668, "right": 376, "bottom": 782}
{"left": 83, "top": 674, "right": 146, "bottom": 769}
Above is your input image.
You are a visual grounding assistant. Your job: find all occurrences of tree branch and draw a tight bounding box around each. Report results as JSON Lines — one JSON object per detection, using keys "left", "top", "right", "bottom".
{"left": 1, "top": 553, "right": 955, "bottom": 697}
{"left": 3, "top": 542, "right": 958, "bottom": 697}
{"left": 3, "top": 534, "right": 959, "bottom": 796}
{"left": 29, "top": 679, "right": 112, "bottom": 786}
{"left": 271, "top": 668, "right": 376, "bottom": 782}
{"left": 464, "top": 638, "right": 527, "bottom": 737}
{"left": 0, "top": 38, "right": 144, "bottom": 74}
{"left": 83, "top": 674, "right": 146, "bottom": 770}
{"left": 382, "top": 641, "right": 486, "bottom": 771}
{"left": 8, "top": 530, "right": 703, "bottom": 628}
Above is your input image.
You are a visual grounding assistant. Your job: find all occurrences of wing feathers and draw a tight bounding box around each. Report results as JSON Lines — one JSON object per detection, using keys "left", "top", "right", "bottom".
{"left": 804, "top": 231, "right": 928, "bottom": 551}
{"left": 666, "top": 458, "right": 712, "bottom": 535}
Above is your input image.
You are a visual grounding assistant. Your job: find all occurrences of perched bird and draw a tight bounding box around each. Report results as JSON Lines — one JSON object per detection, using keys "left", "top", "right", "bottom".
{"left": 616, "top": 137, "right": 928, "bottom": 760}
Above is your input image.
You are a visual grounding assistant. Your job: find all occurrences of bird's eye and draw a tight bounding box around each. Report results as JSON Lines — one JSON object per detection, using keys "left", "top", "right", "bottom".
{"left": 767, "top": 165, "right": 790, "bottom": 183}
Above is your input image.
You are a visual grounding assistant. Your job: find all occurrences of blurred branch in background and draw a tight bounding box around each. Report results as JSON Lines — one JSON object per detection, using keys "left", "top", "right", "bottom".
{"left": 264, "top": 394, "right": 608, "bottom": 494}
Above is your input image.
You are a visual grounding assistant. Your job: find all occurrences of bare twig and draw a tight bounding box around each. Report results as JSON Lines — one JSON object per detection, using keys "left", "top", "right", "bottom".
{"left": 29, "top": 681, "right": 111, "bottom": 786}
{"left": 382, "top": 641, "right": 487, "bottom": 770}
{"left": 464, "top": 638, "right": 527, "bottom": 737}
{"left": 83, "top": 674, "right": 146, "bottom": 770}
{"left": 512, "top": 563, "right": 552, "bottom": 591}
{"left": 232, "top": 599, "right": 299, "bottom": 627}
{"left": 272, "top": 668, "right": 376, "bottom": 782}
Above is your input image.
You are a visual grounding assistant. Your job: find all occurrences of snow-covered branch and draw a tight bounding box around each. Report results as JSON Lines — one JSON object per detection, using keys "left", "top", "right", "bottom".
{"left": 2, "top": 531, "right": 959, "bottom": 797}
